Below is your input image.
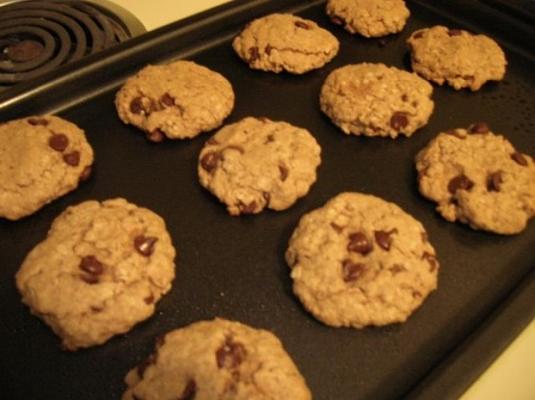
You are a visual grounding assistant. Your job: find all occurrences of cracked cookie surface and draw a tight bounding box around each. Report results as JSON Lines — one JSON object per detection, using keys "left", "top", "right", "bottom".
{"left": 232, "top": 13, "right": 339, "bottom": 74}
{"left": 286, "top": 192, "right": 438, "bottom": 328}
{"left": 16, "top": 198, "right": 176, "bottom": 350}
{"left": 320, "top": 63, "right": 434, "bottom": 138}
{"left": 115, "top": 60, "right": 234, "bottom": 141}
{"left": 0, "top": 115, "right": 94, "bottom": 220}
{"left": 407, "top": 26, "right": 507, "bottom": 91}
{"left": 416, "top": 124, "right": 535, "bottom": 234}
{"left": 198, "top": 117, "right": 321, "bottom": 216}
{"left": 122, "top": 318, "right": 311, "bottom": 400}
{"left": 326, "top": 0, "right": 410, "bottom": 38}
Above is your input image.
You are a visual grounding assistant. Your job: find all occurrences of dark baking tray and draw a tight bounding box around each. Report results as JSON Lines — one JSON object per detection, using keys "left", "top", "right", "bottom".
{"left": 1, "top": 1, "right": 534, "bottom": 399}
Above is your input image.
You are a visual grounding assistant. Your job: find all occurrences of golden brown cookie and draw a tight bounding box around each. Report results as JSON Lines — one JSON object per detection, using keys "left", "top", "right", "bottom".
{"left": 0, "top": 115, "right": 94, "bottom": 220}
{"left": 16, "top": 198, "right": 176, "bottom": 350}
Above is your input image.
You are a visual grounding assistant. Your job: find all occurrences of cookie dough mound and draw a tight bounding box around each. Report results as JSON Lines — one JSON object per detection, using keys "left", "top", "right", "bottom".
{"left": 115, "top": 60, "right": 235, "bottom": 141}
{"left": 320, "top": 63, "right": 434, "bottom": 138}
{"left": 326, "top": 0, "right": 410, "bottom": 38}
{"left": 286, "top": 192, "right": 439, "bottom": 328}
{"left": 16, "top": 198, "right": 176, "bottom": 350}
{"left": 198, "top": 117, "right": 321, "bottom": 216}
{"left": 122, "top": 318, "right": 312, "bottom": 400}
{"left": 0, "top": 115, "right": 94, "bottom": 220}
{"left": 407, "top": 26, "right": 507, "bottom": 91}
{"left": 232, "top": 13, "right": 339, "bottom": 74}
{"left": 416, "top": 124, "right": 535, "bottom": 234}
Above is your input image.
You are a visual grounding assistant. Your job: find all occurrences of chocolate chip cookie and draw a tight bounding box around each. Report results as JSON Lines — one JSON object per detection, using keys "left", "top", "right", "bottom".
{"left": 286, "top": 192, "right": 439, "bottom": 328}
{"left": 0, "top": 115, "right": 94, "bottom": 220}
{"left": 16, "top": 198, "right": 176, "bottom": 350}
{"left": 407, "top": 26, "right": 507, "bottom": 91}
{"left": 122, "top": 318, "right": 312, "bottom": 400}
{"left": 320, "top": 63, "right": 434, "bottom": 138}
{"left": 416, "top": 124, "right": 535, "bottom": 234}
{"left": 232, "top": 13, "right": 339, "bottom": 74}
{"left": 198, "top": 117, "right": 322, "bottom": 216}
{"left": 326, "top": 0, "right": 410, "bottom": 38}
{"left": 115, "top": 60, "right": 235, "bottom": 141}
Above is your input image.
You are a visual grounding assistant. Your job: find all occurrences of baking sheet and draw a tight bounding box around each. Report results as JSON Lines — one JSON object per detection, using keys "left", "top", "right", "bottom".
{"left": 1, "top": 1, "right": 534, "bottom": 399}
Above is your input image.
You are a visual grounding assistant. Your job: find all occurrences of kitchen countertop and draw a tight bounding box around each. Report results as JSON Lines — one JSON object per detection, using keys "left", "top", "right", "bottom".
{"left": 110, "top": 1, "right": 534, "bottom": 398}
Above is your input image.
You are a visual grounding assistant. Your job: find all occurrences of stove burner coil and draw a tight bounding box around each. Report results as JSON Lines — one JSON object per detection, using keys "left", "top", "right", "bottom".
{"left": 0, "top": 1, "right": 145, "bottom": 86}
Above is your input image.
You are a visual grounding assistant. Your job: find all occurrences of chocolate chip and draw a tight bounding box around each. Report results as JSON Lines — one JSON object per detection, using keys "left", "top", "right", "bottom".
{"left": 146, "top": 129, "right": 166, "bottom": 143}
{"left": 28, "top": 117, "right": 49, "bottom": 126}
{"left": 238, "top": 201, "right": 257, "bottom": 214}
{"left": 469, "top": 122, "right": 489, "bottom": 134}
{"left": 401, "top": 94, "right": 409, "bottom": 102}
{"left": 137, "top": 353, "right": 156, "bottom": 378}
{"left": 413, "top": 31, "right": 424, "bottom": 39}
{"left": 79, "top": 255, "right": 104, "bottom": 284}
{"left": 448, "top": 174, "right": 474, "bottom": 194}
{"left": 90, "top": 306, "right": 103, "bottom": 313}
{"left": 134, "top": 235, "right": 158, "bottom": 257}
{"left": 487, "top": 171, "right": 503, "bottom": 192}
{"left": 144, "top": 294, "right": 155, "bottom": 305}
{"left": 342, "top": 259, "right": 367, "bottom": 282}
{"left": 248, "top": 47, "right": 260, "bottom": 62}
{"left": 49, "top": 134, "right": 69, "bottom": 152}
{"left": 374, "top": 229, "right": 397, "bottom": 251}
{"left": 448, "top": 29, "right": 463, "bottom": 36}
{"left": 80, "top": 255, "right": 104, "bottom": 275}
{"left": 160, "top": 93, "right": 174, "bottom": 107}
{"left": 330, "top": 222, "right": 344, "bottom": 233}
{"left": 200, "top": 151, "right": 221, "bottom": 173}
{"left": 279, "top": 164, "right": 289, "bottom": 181}
{"left": 265, "top": 45, "right": 273, "bottom": 55}
{"left": 511, "top": 152, "right": 528, "bottom": 166}
{"left": 390, "top": 112, "right": 409, "bottom": 130}
{"left": 178, "top": 379, "right": 197, "bottom": 400}
{"left": 63, "top": 151, "right": 80, "bottom": 167}
{"left": 295, "top": 21, "right": 311, "bottom": 30}
{"left": 130, "top": 97, "right": 145, "bottom": 114}
{"left": 330, "top": 16, "right": 344, "bottom": 25}
{"left": 216, "top": 337, "right": 246, "bottom": 369}
{"left": 79, "top": 165, "right": 92, "bottom": 181}
{"left": 347, "top": 232, "right": 373, "bottom": 255}
{"left": 422, "top": 252, "right": 438, "bottom": 272}
{"left": 264, "top": 134, "right": 275, "bottom": 144}
{"left": 389, "top": 264, "right": 407, "bottom": 275}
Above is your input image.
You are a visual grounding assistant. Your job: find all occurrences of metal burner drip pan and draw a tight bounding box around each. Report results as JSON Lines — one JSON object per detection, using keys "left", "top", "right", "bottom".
{"left": 0, "top": 0, "right": 145, "bottom": 87}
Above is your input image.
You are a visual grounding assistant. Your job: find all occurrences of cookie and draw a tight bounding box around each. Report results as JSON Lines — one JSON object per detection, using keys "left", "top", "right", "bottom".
{"left": 320, "top": 63, "right": 434, "bottom": 138}
{"left": 286, "top": 192, "right": 439, "bottom": 328}
{"left": 232, "top": 13, "right": 339, "bottom": 74}
{"left": 416, "top": 124, "right": 535, "bottom": 234}
{"left": 16, "top": 198, "right": 176, "bottom": 350}
{"left": 115, "top": 60, "right": 235, "bottom": 141}
{"left": 407, "top": 26, "right": 507, "bottom": 91}
{"left": 198, "top": 117, "right": 321, "bottom": 216}
{"left": 0, "top": 115, "right": 94, "bottom": 220}
{"left": 326, "top": 0, "right": 410, "bottom": 38}
{"left": 123, "top": 318, "right": 311, "bottom": 400}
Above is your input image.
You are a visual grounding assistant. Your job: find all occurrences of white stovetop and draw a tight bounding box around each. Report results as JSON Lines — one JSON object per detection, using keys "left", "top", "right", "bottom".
{"left": 110, "top": 1, "right": 534, "bottom": 399}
